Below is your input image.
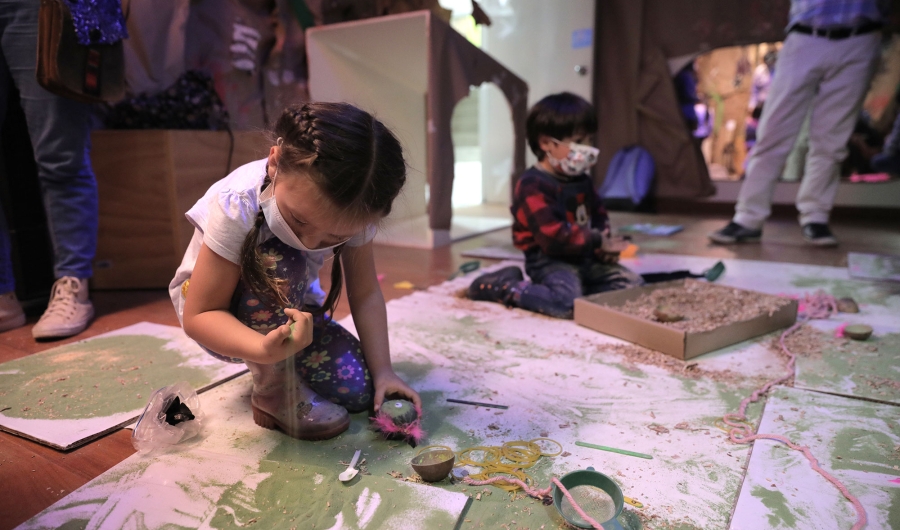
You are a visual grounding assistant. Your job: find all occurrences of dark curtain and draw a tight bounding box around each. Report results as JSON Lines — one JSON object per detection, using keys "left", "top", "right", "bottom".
{"left": 593, "top": 0, "right": 791, "bottom": 198}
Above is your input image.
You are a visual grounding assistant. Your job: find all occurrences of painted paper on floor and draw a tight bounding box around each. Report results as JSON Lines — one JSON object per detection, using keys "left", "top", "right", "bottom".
{"left": 18, "top": 255, "right": 900, "bottom": 529}
{"left": 0, "top": 322, "right": 246, "bottom": 450}
{"left": 730, "top": 386, "right": 900, "bottom": 530}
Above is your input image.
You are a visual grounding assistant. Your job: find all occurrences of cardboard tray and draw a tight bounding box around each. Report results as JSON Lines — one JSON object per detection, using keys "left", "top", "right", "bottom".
{"left": 573, "top": 280, "right": 798, "bottom": 360}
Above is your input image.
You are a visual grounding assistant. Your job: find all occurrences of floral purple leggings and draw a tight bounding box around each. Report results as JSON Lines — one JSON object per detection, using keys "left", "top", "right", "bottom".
{"left": 204, "top": 238, "right": 373, "bottom": 412}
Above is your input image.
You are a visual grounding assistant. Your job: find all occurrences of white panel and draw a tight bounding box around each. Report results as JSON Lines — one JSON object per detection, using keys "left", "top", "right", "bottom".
{"left": 479, "top": 0, "right": 596, "bottom": 204}
{"left": 306, "top": 14, "right": 430, "bottom": 220}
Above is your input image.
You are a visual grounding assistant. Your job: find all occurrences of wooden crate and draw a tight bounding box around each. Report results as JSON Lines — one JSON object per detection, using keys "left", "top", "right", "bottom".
{"left": 91, "top": 130, "right": 270, "bottom": 289}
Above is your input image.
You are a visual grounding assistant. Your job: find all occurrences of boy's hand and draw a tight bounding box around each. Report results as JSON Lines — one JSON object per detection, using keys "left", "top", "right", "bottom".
{"left": 592, "top": 229, "right": 626, "bottom": 264}
{"left": 601, "top": 232, "right": 630, "bottom": 254}
{"left": 372, "top": 370, "right": 422, "bottom": 413}
{"left": 259, "top": 308, "right": 314, "bottom": 362}
{"left": 596, "top": 250, "right": 620, "bottom": 264}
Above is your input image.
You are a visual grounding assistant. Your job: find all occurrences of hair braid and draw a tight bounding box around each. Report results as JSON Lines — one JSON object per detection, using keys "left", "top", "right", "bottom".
{"left": 239, "top": 206, "right": 290, "bottom": 311}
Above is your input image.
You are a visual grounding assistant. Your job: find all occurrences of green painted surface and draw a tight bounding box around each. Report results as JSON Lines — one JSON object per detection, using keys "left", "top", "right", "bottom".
{"left": 790, "top": 276, "right": 900, "bottom": 306}
{"left": 734, "top": 386, "right": 900, "bottom": 529}
{"left": 751, "top": 485, "right": 797, "bottom": 527}
{"left": 831, "top": 427, "right": 900, "bottom": 474}
{"left": 0, "top": 335, "right": 217, "bottom": 420}
{"left": 795, "top": 331, "right": 900, "bottom": 405}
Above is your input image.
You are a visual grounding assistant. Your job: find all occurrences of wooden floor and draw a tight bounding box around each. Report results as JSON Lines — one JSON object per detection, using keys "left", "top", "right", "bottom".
{"left": 1, "top": 210, "right": 898, "bottom": 529}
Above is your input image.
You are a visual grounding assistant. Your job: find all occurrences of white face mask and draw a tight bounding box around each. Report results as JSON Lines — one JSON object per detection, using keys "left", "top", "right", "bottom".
{"left": 547, "top": 138, "right": 600, "bottom": 176}
{"left": 259, "top": 171, "right": 348, "bottom": 252}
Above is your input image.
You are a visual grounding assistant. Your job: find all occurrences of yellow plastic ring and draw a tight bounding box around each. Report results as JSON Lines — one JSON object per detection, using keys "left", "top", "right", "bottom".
{"left": 529, "top": 437, "right": 563, "bottom": 457}
{"left": 458, "top": 446, "right": 501, "bottom": 467}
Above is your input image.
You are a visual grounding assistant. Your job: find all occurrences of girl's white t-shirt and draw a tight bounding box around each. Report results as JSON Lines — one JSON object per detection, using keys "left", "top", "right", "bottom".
{"left": 168, "top": 158, "right": 375, "bottom": 324}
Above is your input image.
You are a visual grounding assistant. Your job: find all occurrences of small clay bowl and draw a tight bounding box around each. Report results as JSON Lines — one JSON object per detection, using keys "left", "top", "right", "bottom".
{"left": 843, "top": 324, "right": 873, "bottom": 341}
{"left": 836, "top": 297, "right": 860, "bottom": 314}
{"left": 653, "top": 305, "right": 683, "bottom": 323}
{"left": 411, "top": 449, "right": 455, "bottom": 482}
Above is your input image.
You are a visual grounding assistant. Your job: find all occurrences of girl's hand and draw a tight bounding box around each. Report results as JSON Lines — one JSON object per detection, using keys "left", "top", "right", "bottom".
{"left": 372, "top": 370, "right": 422, "bottom": 413}
{"left": 259, "top": 308, "right": 314, "bottom": 362}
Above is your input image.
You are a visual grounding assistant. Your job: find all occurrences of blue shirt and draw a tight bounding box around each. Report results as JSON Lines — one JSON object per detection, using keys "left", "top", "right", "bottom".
{"left": 789, "top": 0, "right": 887, "bottom": 29}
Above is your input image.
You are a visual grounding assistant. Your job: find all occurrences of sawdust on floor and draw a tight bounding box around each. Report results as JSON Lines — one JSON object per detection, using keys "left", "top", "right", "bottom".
{"left": 606, "top": 343, "right": 758, "bottom": 386}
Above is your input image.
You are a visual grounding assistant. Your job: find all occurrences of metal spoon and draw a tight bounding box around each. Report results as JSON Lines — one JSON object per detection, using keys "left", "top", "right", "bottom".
{"left": 339, "top": 450, "right": 362, "bottom": 482}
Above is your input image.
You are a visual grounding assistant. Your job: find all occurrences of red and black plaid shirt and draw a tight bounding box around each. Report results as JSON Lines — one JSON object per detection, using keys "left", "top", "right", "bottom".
{"left": 511, "top": 166, "right": 609, "bottom": 257}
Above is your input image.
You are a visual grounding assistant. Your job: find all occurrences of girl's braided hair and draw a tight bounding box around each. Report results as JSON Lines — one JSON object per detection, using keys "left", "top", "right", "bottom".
{"left": 239, "top": 102, "right": 406, "bottom": 318}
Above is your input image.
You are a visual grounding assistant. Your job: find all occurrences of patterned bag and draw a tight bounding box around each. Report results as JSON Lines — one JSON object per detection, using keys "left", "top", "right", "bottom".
{"left": 36, "top": 0, "right": 127, "bottom": 103}
{"left": 104, "top": 70, "right": 230, "bottom": 130}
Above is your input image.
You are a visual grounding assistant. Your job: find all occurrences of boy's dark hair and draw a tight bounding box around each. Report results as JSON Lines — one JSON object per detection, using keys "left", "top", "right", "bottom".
{"left": 239, "top": 102, "right": 406, "bottom": 318}
{"left": 526, "top": 92, "right": 598, "bottom": 160}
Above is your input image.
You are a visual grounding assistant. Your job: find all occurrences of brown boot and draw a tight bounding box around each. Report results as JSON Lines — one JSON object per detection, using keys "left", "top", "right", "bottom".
{"left": 245, "top": 359, "right": 350, "bottom": 440}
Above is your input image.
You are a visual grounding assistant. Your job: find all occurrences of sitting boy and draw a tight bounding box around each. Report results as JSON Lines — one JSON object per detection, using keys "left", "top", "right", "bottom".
{"left": 467, "top": 92, "right": 643, "bottom": 318}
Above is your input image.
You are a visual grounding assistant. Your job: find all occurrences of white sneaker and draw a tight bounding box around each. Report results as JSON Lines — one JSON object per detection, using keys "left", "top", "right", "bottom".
{"left": 0, "top": 291, "right": 26, "bottom": 332}
{"left": 32, "top": 277, "right": 94, "bottom": 340}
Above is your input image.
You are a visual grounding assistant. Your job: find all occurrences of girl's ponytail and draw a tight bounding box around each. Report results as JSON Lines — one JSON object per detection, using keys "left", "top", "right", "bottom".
{"left": 238, "top": 193, "right": 289, "bottom": 310}
{"left": 319, "top": 245, "right": 345, "bottom": 320}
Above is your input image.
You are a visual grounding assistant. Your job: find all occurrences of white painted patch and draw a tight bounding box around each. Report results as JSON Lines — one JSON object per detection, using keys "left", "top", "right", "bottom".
{"left": 239, "top": 472, "right": 271, "bottom": 491}
{"left": 323, "top": 511, "right": 346, "bottom": 530}
{"left": 215, "top": 505, "right": 259, "bottom": 527}
{"left": 314, "top": 473, "right": 324, "bottom": 485}
{"left": 355, "top": 487, "right": 381, "bottom": 529}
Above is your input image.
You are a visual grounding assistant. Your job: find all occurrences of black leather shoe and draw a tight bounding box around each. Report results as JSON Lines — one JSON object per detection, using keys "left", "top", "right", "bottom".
{"left": 708, "top": 222, "right": 762, "bottom": 244}
{"left": 802, "top": 223, "right": 838, "bottom": 246}
{"left": 467, "top": 266, "right": 524, "bottom": 304}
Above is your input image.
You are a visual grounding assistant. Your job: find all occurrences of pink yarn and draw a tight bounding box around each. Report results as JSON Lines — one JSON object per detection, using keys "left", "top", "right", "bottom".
{"left": 462, "top": 475, "right": 605, "bottom": 529}
{"left": 723, "top": 291, "right": 866, "bottom": 530}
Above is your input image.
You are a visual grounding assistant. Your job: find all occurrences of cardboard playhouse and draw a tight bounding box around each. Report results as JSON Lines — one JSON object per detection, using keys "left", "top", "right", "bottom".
{"left": 574, "top": 279, "right": 799, "bottom": 360}
{"left": 305, "top": 10, "right": 528, "bottom": 248}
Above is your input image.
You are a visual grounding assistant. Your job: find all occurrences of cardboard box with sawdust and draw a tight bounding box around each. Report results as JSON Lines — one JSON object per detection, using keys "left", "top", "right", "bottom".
{"left": 574, "top": 279, "right": 798, "bottom": 360}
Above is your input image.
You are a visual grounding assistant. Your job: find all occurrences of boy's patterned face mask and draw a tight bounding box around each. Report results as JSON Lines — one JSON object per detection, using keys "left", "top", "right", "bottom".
{"left": 547, "top": 138, "right": 600, "bottom": 176}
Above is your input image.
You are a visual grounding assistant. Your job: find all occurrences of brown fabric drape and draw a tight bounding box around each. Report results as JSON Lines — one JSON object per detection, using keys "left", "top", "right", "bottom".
{"left": 427, "top": 14, "right": 528, "bottom": 229}
{"left": 593, "top": 0, "right": 790, "bottom": 198}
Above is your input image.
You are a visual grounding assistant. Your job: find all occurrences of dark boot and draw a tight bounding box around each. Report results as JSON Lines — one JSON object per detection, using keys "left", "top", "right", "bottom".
{"left": 245, "top": 358, "right": 350, "bottom": 440}
{"left": 467, "top": 266, "right": 524, "bottom": 305}
{"left": 872, "top": 114, "right": 900, "bottom": 174}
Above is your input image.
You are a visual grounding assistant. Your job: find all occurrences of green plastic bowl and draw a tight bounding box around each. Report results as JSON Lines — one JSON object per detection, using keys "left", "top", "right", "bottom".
{"left": 552, "top": 467, "right": 624, "bottom": 529}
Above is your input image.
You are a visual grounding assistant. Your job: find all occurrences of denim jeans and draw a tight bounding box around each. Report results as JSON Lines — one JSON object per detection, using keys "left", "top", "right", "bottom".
{"left": 518, "top": 249, "right": 644, "bottom": 319}
{"left": 0, "top": 0, "right": 98, "bottom": 293}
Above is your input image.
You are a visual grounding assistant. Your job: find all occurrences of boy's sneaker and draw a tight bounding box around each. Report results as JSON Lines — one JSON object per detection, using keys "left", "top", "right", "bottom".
{"left": 801, "top": 223, "right": 838, "bottom": 246}
{"left": 467, "top": 266, "right": 524, "bottom": 305}
{"left": 32, "top": 277, "right": 94, "bottom": 340}
{"left": 708, "top": 221, "right": 762, "bottom": 244}
{"left": 0, "top": 291, "right": 26, "bottom": 332}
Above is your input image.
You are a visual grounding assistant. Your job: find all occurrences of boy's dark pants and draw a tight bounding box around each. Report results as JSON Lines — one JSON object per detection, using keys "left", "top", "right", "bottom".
{"left": 517, "top": 249, "right": 643, "bottom": 319}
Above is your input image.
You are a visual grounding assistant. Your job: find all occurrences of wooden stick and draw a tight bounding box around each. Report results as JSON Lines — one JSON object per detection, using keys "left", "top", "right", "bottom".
{"left": 446, "top": 398, "right": 509, "bottom": 410}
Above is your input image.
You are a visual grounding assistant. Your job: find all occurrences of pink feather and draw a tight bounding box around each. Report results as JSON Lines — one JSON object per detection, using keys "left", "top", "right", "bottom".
{"left": 835, "top": 323, "right": 847, "bottom": 338}
{"left": 370, "top": 406, "right": 425, "bottom": 445}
